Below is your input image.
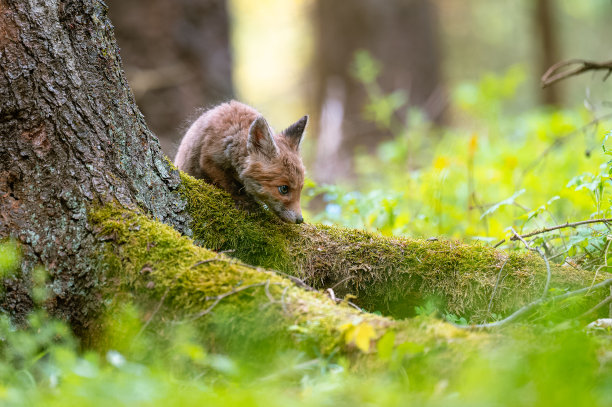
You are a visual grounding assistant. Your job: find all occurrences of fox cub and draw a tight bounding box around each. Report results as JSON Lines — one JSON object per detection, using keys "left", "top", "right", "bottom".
{"left": 175, "top": 101, "right": 308, "bottom": 224}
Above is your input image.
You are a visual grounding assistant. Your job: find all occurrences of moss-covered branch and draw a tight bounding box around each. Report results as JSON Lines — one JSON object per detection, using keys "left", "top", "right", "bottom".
{"left": 179, "top": 174, "right": 609, "bottom": 321}
{"left": 90, "top": 207, "right": 488, "bottom": 360}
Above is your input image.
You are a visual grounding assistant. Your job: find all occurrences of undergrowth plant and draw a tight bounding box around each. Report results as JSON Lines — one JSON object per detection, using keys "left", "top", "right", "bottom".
{"left": 305, "top": 51, "right": 612, "bottom": 270}
{"left": 1, "top": 240, "right": 612, "bottom": 407}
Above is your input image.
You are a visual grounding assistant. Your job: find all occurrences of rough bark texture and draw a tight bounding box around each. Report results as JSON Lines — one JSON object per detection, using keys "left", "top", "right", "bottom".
{"left": 312, "top": 0, "right": 443, "bottom": 182}
{"left": 107, "top": 0, "right": 233, "bottom": 157}
{"left": 0, "top": 0, "right": 189, "bottom": 332}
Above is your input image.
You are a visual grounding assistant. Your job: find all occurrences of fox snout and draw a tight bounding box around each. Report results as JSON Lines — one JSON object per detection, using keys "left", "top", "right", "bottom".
{"left": 277, "top": 208, "right": 304, "bottom": 224}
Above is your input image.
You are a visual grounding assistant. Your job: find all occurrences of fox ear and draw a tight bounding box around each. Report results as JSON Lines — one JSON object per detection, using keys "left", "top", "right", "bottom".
{"left": 283, "top": 115, "right": 308, "bottom": 151}
{"left": 248, "top": 116, "right": 278, "bottom": 157}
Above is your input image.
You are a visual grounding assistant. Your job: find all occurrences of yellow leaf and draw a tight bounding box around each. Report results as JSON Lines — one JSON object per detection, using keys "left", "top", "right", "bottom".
{"left": 468, "top": 133, "right": 478, "bottom": 155}
{"left": 433, "top": 156, "right": 449, "bottom": 171}
{"left": 352, "top": 322, "right": 376, "bottom": 353}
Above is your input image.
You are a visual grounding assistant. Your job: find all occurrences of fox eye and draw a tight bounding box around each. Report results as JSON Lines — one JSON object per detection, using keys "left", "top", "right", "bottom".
{"left": 278, "top": 185, "right": 289, "bottom": 195}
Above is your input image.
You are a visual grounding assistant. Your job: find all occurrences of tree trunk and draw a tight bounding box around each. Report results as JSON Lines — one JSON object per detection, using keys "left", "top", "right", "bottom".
{"left": 107, "top": 0, "right": 234, "bottom": 157}
{"left": 533, "top": 0, "right": 561, "bottom": 106}
{"left": 312, "top": 0, "right": 444, "bottom": 182}
{"left": 0, "top": 0, "right": 189, "bottom": 333}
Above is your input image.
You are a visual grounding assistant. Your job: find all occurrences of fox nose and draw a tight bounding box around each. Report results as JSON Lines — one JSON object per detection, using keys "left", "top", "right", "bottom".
{"left": 295, "top": 216, "right": 303, "bottom": 224}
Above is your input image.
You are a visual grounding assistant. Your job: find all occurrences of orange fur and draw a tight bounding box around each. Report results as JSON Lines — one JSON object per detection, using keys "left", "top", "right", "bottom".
{"left": 175, "top": 101, "right": 308, "bottom": 224}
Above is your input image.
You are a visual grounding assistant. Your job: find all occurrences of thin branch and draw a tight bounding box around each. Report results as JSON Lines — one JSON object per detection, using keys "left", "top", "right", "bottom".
{"left": 326, "top": 288, "right": 337, "bottom": 302}
{"left": 493, "top": 239, "right": 505, "bottom": 248}
{"left": 134, "top": 285, "right": 172, "bottom": 341}
{"left": 578, "top": 295, "right": 612, "bottom": 319}
{"left": 588, "top": 237, "right": 612, "bottom": 294}
{"left": 191, "top": 255, "right": 224, "bottom": 268}
{"left": 511, "top": 218, "right": 612, "bottom": 241}
{"left": 511, "top": 227, "right": 551, "bottom": 298}
{"left": 520, "top": 113, "right": 612, "bottom": 181}
{"left": 346, "top": 301, "right": 364, "bottom": 312}
{"left": 460, "top": 277, "right": 612, "bottom": 329}
{"left": 264, "top": 279, "right": 276, "bottom": 303}
{"left": 541, "top": 59, "right": 612, "bottom": 88}
{"left": 181, "top": 281, "right": 282, "bottom": 322}
{"left": 330, "top": 275, "right": 355, "bottom": 290}
{"left": 270, "top": 269, "right": 316, "bottom": 291}
{"left": 486, "top": 256, "right": 510, "bottom": 316}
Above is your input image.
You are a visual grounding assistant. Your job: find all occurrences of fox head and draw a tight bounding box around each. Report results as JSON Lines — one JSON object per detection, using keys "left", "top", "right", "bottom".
{"left": 241, "top": 114, "right": 308, "bottom": 224}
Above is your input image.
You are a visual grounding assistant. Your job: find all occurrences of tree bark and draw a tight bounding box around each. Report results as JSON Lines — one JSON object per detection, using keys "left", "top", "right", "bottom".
{"left": 0, "top": 0, "right": 189, "bottom": 333}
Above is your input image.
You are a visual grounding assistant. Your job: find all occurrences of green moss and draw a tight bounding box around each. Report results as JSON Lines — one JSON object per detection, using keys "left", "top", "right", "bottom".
{"left": 89, "top": 205, "right": 492, "bottom": 365}
{"left": 178, "top": 173, "right": 610, "bottom": 322}
{"left": 178, "top": 174, "right": 298, "bottom": 271}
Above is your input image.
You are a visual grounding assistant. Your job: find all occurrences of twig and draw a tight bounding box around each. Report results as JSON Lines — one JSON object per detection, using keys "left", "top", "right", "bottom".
{"left": 510, "top": 218, "right": 612, "bottom": 241}
{"left": 191, "top": 255, "right": 224, "bottom": 268}
{"left": 460, "top": 277, "right": 612, "bottom": 329}
{"left": 511, "top": 227, "right": 551, "bottom": 298}
{"left": 588, "top": 237, "right": 612, "bottom": 294}
{"left": 541, "top": 59, "right": 612, "bottom": 88}
{"left": 264, "top": 279, "right": 276, "bottom": 303}
{"left": 493, "top": 239, "right": 505, "bottom": 248}
{"left": 578, "top": 295, "right": 612, "bottom": 319}
{"left": 280, "top": 286, "right": 289, "bottom": 313}
{"left": 330, "top": 275, "right": 355, "bottom": 290}
{"left": 134, "top": 285, "right": 171, "bottom": 341}
{"left": 182, "top": 281, "right": 281, "bottom": 322}
{"left": 521, "top": 113, "right": 612, "bottom": 181}
{"left": 270, "top": 269, "right": 316, "bottom": 291}
{"left": 486, "top": 256, "right": 510, "bottom": 316}
{"left": 346, "top": 301, "right": 364, "bottom": 312}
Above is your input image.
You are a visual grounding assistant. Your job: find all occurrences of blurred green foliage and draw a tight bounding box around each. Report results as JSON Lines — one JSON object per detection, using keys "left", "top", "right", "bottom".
{"left": 305, "top": 51, "right": 612, "bottom": 268}
{"left": 1, "top": 234, "right": 611, "bottom": 406}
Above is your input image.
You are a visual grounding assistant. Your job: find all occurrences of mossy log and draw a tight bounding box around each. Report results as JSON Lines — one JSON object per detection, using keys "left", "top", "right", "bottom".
{"left": 91, "top": 205, "right": 611, "bottom": 363}
{"left": 91, "top": 206, "right": 488, "bottom": 359}
{"left": 180, "top": 174, "right": 609, "bottom": 322}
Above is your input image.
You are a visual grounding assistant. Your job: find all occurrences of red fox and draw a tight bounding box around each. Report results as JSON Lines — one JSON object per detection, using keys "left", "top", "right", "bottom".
{"left": 174, "top": 101, "right": 308, "bottom": 224}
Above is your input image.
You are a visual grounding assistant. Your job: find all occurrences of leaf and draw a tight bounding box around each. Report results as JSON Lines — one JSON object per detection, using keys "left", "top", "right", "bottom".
{"left": 395, "top": 341, "right": 425, "bottom": 358}
{"left": 353, "top": 323, "right": 376, "bottom": 353}
{"left": 376, "top": 331, "right": 396, "bottom": 361}
{"left": 343, "top": 322, "right": 376, "bottom": 353}
{"left": 480, "top": 189, "right": 526, "bottom": 219}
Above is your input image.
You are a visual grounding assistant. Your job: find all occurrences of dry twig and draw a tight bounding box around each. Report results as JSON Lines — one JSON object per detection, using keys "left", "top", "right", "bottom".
{"left": 486, "top": 256, "right": 510, "bottom": 316}
{"left": 578, "top": 295, "right": 612, "bottom": 319}
{"left": 510, "top": 218, "right": 612, "bottom": 241}
{"left": 511, "top": 227, "right": 551, "bottom": 298}
{"left": 182, "top": 281, "right": 282, "bottom": 322}
{"left": 541, "top": 59, "right": 612, "bottom": 88}
{"left": 460, "top": 277, "right": 612, "bottom": 329}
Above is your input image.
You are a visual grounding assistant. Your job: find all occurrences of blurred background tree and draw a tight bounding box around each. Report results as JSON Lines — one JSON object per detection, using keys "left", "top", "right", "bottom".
{"left": 108, "top": 0, "right": 234, "bottom": 155}
{"left": 108, "top": 0, "right": 612, "bottom": 172}
{"left": 312, "top": 0, "right": 443, "bottom": 182}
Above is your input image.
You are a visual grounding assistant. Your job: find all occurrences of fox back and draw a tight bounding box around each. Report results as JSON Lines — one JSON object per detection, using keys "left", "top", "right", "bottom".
{"left": 174, "top": 101, "right": 308, "bottom": 224}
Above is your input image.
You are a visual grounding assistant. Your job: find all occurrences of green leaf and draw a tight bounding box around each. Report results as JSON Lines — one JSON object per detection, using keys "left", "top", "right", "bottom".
{"left": 376, "top": 331, "right": 396, "bottom": 361}
{"left": 480, "top": 189, "right": 526, "bottom": 219}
